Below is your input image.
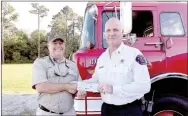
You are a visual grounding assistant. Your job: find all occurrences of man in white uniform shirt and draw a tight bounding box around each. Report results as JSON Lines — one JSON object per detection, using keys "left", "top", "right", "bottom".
{"left": 77, "top": 17, "right": 151, "bottom": 116}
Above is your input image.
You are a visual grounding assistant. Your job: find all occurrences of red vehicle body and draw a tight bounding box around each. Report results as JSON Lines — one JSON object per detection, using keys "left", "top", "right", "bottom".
{"left": 73, "top": 2, "right": 188, "bottom": 116}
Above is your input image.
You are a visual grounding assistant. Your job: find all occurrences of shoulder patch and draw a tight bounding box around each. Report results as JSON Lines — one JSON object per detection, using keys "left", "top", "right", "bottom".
{"left": 136, "top": 55, "right": 148, "bottom": 65}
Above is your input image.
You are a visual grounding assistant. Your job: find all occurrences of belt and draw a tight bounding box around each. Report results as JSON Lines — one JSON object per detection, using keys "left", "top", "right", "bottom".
{"left": 39, "top": 104, "right": 64, "bottom": 114}
{"left": 104, "top": 100, "right": 142, "bottom": 108}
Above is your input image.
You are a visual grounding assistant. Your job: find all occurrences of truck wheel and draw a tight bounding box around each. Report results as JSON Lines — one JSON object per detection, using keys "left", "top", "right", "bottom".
{"left": 152, "top": 95, "right": 188, "bottom": 116}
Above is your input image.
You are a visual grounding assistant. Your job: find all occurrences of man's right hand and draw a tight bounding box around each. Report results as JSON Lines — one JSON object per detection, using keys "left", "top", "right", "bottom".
{"left": 76, "top": 90, "right": 86, "bottom": 98}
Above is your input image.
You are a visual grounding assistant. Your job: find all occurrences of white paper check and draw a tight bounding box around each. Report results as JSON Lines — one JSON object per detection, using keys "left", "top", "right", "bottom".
{"left": 70, "top": 81, "right": 99, "bottom": 92}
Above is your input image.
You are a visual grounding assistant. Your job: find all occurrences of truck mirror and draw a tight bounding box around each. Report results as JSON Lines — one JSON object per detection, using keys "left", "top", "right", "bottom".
{"left": 88, "top": 4, "right": 98, "bottom": 21}
{"left": 123, "top": 33, "right": 137, "bottom": 46}
{"left": 86, "top": 41, "right": 95, "bottom": 49}
{"left": 120, "top": 2, "right": 132, "bottom": 35}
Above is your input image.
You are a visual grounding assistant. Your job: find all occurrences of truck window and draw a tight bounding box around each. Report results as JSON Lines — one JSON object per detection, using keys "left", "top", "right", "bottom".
{"left": 80, "top": 9, "right": 95, "bottom": 49}
{"left": 160, "top": 12, "right": 185, "bottom": 36}
{"left": 102, "top": 11, "right": 120, "bottom": 48}
{"left": 102, "top": 11, "right": 154, "bottom": 48}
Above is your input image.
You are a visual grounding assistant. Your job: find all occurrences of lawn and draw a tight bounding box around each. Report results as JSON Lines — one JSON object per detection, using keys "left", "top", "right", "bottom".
{"left": 2, "top": 64, "right": 37, "bottom": 94}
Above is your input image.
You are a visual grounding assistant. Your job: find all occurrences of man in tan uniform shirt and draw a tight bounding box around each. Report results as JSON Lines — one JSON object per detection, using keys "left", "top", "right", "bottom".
{"left": 32, "top": 37, "right": 78, "bottom": 115}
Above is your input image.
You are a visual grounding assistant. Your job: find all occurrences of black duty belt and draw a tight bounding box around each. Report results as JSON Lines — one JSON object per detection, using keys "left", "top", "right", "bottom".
{"left": 104, "top": 99, "right": 142, "bottom": 109}
{"left": 39, "top": 104, "right": 64, "bottom": 114}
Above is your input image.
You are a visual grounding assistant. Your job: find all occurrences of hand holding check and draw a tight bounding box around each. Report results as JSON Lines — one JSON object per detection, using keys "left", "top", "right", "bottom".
{"left": 98, "top": 84, "right": 113, "bottom": 94}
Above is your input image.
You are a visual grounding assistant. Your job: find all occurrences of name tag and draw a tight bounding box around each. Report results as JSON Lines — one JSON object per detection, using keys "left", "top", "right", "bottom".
{"left": 99, "top": 66, "right": 104, "bottom": 69}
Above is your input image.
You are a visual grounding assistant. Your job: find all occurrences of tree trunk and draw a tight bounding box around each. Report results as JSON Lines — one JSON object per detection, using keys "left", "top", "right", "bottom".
{"left": 2, "top": 39, "right": 4, "bottom": 64}
{"left": 38, "top": 13, "right": 40, "bottom": 58}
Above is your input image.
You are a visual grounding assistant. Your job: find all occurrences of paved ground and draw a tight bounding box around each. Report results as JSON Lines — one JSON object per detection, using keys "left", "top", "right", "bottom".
{"left": 2, "top": 94, "right": 38, "bottom": 115}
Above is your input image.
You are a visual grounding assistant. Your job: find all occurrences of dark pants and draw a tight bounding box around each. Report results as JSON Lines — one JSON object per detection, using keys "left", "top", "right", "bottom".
{"left": 101, "top": 100, "right": 143, "bottom": 116}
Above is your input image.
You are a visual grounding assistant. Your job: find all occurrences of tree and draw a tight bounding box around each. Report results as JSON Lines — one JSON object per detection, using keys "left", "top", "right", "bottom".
{"left": 4, "top": 30, "right": 30, "bottom": 63}
{"left": 48, "top": 6, "right": 83, "bottom": 40}
{"left": 4, "top": 29, "right": 48, "bottom": 63}
{"left": 48, "top": 6, "right": 83, "bottom": 59}
{"left": 2, "top": 2, "right": 19, "bottom": 63}
{"left": 61, "top": 6, "right": 74, "bottom": 41}
{"left": 29, "top": 3, "right": 49, "bottom": 58}
{"left": 29, "top": 30, "right": 48, "bottom": 60}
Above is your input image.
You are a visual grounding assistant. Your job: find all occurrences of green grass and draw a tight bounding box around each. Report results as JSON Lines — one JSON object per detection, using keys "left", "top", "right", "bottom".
{"left": 2, "top": 64, "right": 36, "bottom": 94}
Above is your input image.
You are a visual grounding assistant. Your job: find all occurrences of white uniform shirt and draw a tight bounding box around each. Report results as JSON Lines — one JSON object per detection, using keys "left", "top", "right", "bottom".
{"left": 84, "top": 42, "right": 151, "bottom": 105}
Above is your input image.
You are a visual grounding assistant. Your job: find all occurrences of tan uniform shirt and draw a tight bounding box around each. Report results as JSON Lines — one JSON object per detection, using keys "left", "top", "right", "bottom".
{"left": 32, "top": 56, "right": 79, "bottom": 113}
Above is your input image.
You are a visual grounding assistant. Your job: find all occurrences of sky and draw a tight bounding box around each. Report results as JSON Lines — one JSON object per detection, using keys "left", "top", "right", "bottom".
{"left": 8, "top": 2, "right": 87, "bottom": 34}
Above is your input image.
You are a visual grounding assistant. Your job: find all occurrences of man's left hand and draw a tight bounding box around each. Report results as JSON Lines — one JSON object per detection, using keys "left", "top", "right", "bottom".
{"left": 99, "top": 84, "right": 113, "bottom": 94}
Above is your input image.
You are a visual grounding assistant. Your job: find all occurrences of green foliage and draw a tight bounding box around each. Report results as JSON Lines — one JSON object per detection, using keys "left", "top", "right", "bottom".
{"left": 48, "top": 6, "right": 83, "bottom": 59}
{"left": 12, "top": 52, "right": 20, "bottom": 62}
{"left": 65, "top": 35, "right": 80, "bottom": 58}
{"left": 3, "top": 5, "right": 83, "bottom": 63}
{"left": 2, "top": 2, "right": 19, "bottom": 63}
{"left": 2, "top": 2, "right": 19, "bottom": 32}
{"left": 29, "top": 3, "right": 49, "bottom": 18}
{"left": 4, "top": 30, "right": 30, "bottom": 63}
{"left": 4, "top": 30, "right": 47, "bottom": 63}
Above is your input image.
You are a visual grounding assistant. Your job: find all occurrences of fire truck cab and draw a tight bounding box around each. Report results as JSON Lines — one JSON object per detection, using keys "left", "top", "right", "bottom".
{"left": 73, "top": 2, "right": 188, "bottom": 116}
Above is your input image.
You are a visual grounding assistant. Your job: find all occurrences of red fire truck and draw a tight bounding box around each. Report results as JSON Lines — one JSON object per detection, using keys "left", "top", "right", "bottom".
{"left": 73, "top": 2, "right": 188, "bottom": 116}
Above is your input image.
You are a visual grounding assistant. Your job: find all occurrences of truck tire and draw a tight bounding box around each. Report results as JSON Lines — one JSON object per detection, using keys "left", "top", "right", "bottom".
{"left": 152, "top": 95, "right": 188, "bottom": 116}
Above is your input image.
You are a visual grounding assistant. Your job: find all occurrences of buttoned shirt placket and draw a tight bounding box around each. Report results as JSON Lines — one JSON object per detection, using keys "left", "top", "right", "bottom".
{"left": 53, "top": 61, "right": 60, "bottom": 114}
{"left": 106, "top": 51, "right": 111, "bottom": 103}
{"left": 52, "top": 58, "right": 65, "bottom": 114}
{"left": 105, "top": 44, "right": 125, "bottom": 103}
{"left": 106, "top": 49, "right": 118, "bottom": 103}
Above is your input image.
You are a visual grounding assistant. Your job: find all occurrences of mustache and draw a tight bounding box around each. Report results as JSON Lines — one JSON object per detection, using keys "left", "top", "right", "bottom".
{"left": 107, "top": 36, "right": 116, "bottom": 39}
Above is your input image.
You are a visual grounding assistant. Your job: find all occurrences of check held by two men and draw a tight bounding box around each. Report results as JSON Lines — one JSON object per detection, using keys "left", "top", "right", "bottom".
{"left": 71, "top": 81, "right": 99, "bottom": 92}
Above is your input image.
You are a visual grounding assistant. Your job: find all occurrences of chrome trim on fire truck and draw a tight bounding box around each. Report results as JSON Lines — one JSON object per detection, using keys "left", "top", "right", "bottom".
{"left": 151, "top": 73, "right": 188, "bottom": 83}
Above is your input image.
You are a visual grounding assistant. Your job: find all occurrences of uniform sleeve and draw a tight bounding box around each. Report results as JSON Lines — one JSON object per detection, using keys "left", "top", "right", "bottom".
{"left": 113, "top": 51, "right": 151, "bottom": 98}
{"left": 32, "top": 58, "right": 48, "bottom": 89}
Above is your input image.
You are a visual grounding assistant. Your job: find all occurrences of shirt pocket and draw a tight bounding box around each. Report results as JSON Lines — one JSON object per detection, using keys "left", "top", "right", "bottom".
{"left": 67, "top": 69, "right": 77, "bottom": 82}
{"left": 112, "top": 63, "right": 131, "bottom": 84}
{"left": 113, "top": 63, "right": 129, "bottom": 74}
{"left": 47, "top": 67, "right": 56, "bottom": 79}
